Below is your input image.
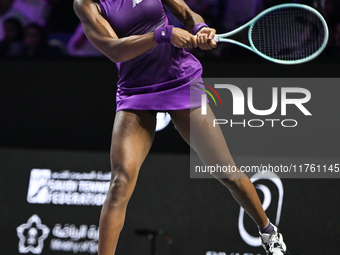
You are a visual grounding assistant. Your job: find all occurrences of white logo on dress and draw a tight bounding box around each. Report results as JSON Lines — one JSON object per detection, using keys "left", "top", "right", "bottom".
{"left": 133, "top": 0, "right": 143, "bottom": 7}
{"left": 17, "top": 215, "right": 50, "bottom": 254}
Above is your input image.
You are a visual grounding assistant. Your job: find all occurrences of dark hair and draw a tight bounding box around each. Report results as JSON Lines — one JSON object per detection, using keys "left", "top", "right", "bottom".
{"left": 4, "top": 17, "right": 23, "bottom": 41}
{"left": 24, "top": 22, "right": 51, "bottom": 45}
{"left": 23, "top": 23, "right": 55, "bottom": 57}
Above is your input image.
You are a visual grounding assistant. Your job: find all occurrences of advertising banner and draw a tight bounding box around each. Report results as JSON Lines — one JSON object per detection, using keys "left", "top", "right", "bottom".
{"left": 1, "top": 148, "right": 340, "bottom": 254}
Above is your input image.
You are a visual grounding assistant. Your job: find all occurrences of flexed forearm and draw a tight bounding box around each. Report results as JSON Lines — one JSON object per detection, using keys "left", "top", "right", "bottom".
{"left": 83, "top": 26, "right": 157, "bottom": 63}
{"left": 74, "top": 0, "right": 158, "bottom": 63}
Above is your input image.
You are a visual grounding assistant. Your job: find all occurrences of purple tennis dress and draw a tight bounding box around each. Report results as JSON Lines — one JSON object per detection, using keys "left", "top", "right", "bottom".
{"left": 98, "top": 0, "right": 205, "bottom": 111}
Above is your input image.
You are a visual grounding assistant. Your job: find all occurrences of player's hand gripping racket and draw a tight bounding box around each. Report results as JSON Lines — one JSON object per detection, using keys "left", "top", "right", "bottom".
{"left": 213, "top": 3, "right": 329, "bottom": 64}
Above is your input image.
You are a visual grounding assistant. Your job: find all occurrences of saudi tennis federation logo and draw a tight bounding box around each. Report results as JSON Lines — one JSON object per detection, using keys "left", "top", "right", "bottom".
{"left": 27, "top": 169, "right": 51, "bottom": 204}
{"left": 198, "top": 82, "right": 223, "bottom": 115}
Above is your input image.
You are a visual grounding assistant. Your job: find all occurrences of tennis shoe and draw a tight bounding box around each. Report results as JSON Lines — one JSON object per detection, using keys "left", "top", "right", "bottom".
{"left": 259, "top": 225, "right": 290, "bottom": 255}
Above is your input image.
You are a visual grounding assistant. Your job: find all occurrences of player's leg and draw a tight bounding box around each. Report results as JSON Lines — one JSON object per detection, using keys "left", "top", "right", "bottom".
{"left": 170, "top": 105, "right": 290, "bottom": 254}
{"left": 98, "top": 110, "right": 156, "bottom": 255}
{"left": 170, "top": 106, "right": 268, "bottom": 227}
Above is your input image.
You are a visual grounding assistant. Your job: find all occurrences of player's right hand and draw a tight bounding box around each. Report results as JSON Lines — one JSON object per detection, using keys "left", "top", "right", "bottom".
{"left": 196, "top": 27, "right": 217, "bottom": 50}
{"left": 171, "top": 27, "right": 198, "bottom": 48}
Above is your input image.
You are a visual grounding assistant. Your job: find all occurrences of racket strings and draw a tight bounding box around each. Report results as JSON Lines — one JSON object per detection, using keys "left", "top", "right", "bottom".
{"left": 250, "top": 7, "right": 326, "bottom": 61}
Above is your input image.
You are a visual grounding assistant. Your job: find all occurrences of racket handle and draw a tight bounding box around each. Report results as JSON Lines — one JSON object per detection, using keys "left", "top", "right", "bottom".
{"left": 194, "top": 34, "right": 219, "bottom": 43}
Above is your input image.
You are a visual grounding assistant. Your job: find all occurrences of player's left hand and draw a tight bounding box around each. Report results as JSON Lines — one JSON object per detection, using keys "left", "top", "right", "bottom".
{"left": 196, "top": 27, "right": 217, "bottom": 50}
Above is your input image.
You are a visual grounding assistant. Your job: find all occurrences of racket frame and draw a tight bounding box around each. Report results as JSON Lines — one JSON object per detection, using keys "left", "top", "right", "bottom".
{"left": 213, "top": 3, "right": 329, "bottom": 64}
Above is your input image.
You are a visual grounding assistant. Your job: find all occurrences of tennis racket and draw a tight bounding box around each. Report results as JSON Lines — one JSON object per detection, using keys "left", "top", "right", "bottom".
{"left": 213, "top": 3, "right": 329, "bottom": 64}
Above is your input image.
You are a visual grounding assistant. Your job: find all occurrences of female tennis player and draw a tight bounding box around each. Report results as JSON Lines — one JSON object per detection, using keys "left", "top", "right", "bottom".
{"left": 73, "top": 0, "right": 289, "bottom": 254}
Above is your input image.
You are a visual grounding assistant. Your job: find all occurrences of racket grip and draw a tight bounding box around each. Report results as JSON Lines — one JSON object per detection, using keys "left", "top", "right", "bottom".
{"left": 194, "top": 34, "right": 219, "bottom": 43}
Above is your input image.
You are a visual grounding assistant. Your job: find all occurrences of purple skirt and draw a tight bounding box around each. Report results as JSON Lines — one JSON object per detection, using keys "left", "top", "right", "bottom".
{"left": 115, "top": 43, "right": 205, "bottom": 112}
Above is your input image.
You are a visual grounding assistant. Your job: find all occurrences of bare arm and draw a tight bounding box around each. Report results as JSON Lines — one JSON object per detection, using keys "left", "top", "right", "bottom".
{"left": 162, "top": 0, "right": 204, "bottom": 32}
{"left": 162, "top": 0, "right": 216, "bottom": 49}
{"left": 73, "top": 0, "right": 157, "bottom": 63}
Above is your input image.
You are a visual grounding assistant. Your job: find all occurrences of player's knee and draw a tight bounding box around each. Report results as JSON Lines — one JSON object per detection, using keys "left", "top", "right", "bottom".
{"left": 106, "top": 162, "right": 139, "bottom": 206}
{"left": 106, "top": 177, "right": 128, "bottom": 206}
{"left": 106, "top": 174, "right": 133, "bottom": 207}
{"left": 220, "top": 176, "right": 242, "bottom": 190}
{"left": 111, "top": 160, "right": 138, "bottom": 183}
